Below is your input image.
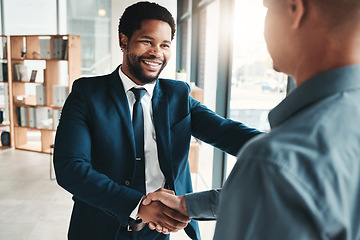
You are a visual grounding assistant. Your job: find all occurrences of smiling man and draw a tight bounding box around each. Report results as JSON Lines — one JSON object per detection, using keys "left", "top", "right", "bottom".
{"left": 120, "top": 19, "right": 171, "bottom": 85}
{"left": 53, "top": 2, "right": 260, "bottom": 240}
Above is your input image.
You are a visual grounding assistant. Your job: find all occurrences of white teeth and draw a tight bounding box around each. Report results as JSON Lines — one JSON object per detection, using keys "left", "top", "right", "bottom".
{"left": 144, "top": 61, "right": 160, "bottom": 66}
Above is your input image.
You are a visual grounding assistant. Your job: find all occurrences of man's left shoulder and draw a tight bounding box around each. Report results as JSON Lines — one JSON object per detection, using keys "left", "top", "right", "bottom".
{"left": 158, "top": 78, "right": 190, "bottom": 92}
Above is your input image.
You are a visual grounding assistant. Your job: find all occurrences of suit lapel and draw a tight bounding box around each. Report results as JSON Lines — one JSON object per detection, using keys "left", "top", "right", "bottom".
{"left": 152, "top": 81, "right": 174, "bottom": 184}
{"left": 107, "top": 67, "right": 136, "bottom": 157}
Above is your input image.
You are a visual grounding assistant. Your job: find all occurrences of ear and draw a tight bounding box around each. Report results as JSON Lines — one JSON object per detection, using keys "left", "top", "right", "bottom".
{"left": 289, "top": 0, "right": 306, "bottom": 29}
{"left": 119, "top": 33, "right": 128, "bottom": 51}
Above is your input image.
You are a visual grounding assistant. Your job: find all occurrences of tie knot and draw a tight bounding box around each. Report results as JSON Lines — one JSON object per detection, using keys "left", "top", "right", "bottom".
{"left": 131, "top": 88, "right": 147, "bottom": 102}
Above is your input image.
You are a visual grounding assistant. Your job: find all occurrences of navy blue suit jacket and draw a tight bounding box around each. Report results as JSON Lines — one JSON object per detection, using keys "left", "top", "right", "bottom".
{"left": 54, "top": 67, "right": 260, "bottom": 239}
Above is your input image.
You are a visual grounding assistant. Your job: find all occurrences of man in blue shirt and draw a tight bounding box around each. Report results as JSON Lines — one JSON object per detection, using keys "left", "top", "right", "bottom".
{"left": 143, "top": 0, "right": 360, "bottom": 239}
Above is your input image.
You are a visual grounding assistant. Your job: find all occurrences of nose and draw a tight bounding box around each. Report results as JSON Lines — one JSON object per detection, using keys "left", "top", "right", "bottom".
{"left": 148, "top": 45, "right": 163, "bottom": 58}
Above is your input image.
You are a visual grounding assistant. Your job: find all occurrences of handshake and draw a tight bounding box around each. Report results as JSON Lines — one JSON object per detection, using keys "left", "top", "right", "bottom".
{"left": 137, "top": 188, "right": 190, "bottom": 234}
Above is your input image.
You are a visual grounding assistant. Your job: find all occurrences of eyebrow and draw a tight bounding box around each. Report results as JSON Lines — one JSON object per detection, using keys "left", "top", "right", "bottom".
{"left": 140, "top": 35, "right": 171, "bottom": 44}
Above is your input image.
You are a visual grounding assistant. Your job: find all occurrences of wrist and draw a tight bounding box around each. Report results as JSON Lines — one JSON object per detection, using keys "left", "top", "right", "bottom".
{"left": 179, "top": 196, "right": 188, "bottom": 217}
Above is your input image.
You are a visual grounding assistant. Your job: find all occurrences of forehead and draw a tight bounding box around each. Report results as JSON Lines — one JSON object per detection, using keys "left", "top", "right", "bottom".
{"left": 133, "top": 19, "right": 172, "bottom": 40}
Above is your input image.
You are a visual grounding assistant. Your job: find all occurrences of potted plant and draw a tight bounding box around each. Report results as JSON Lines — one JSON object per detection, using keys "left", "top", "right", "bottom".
{"left": 176, "top": 68, "right": 187, "bottom": 82}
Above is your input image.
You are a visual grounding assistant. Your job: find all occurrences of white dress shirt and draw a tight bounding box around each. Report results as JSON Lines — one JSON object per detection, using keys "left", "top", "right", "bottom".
{"left": 118, "top": 67, "right": 165, "bottom": 218}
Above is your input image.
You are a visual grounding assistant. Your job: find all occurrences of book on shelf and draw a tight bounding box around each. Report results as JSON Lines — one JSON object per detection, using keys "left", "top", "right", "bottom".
{"left": 39, "top": 39, "right": 51, "bottom": 59}
{"left": 53, "top": 38, "right": 68, "bottom": 59}
{"left": 20, "top": 107, "right": 27, "bottom": 127}
{"left": 16, "top": 107, "right": 20, "bottom": 126}
{"left": 29, "top": 70, "right": 37, "bottom": 82}
{"left": 17, "top": 106, "right": 52, "bottom": 129}
{"left": 35, "top": 84, "right": 46, "bottom": 105}
{"left": 0, "top": 40, "right": 7, "bottom": 59}
{"left": 35, "top": 107, "right": 52, "bottom": 129}
{"left": 0, "top": 63, "right": 8, "bottom": 82}
{"left": 53, "top": 85, "right": 68, "bottom": 107}
{"left": 28, "top": 107, "right": 36, "bottom": 128}
{"left": 17, "top": 106, "right": 28, "bottom": 127}
{"left": 13, "top": 63, "right": 29, "bottom": 82}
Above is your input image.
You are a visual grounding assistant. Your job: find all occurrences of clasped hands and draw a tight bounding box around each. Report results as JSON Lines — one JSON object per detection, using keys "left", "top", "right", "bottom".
{"left": 137, "top": 188, "right": 189, "bottom": 234}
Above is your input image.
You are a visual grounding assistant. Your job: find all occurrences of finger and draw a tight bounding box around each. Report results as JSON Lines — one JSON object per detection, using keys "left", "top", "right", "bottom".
{"left": 142, "top": 196, "right": 151, "bottom": 205}
{"left": 146, "top": 192, "right": 177, "bottom": 208}
{"left": 159, "top": 213, "right": 188, "bottom": 231}
{"left": 148, "top": 222, "right": 156, "bottom": 230}
{"left": 152, "top": 211, "right": 187, "bottom": 232}
{"left": 162, "top": 227, "right": 170, "bottom": 234}
{"left": 163, "top": 207, "right": 190, "bottom": 223}
{"left": 154, "top": 219, "right": 184, "bottom": 233}
{"left": 139, "top": 201, "right": 187, "bottom": 232}
{"left": 156, "top": 188, "right": 175, "bottom": 195}
{"left": 142, "top": 191, "right": 171, "bottom": 206}
{"left": 156, "top": 225, "right": 163, "bottom": 233}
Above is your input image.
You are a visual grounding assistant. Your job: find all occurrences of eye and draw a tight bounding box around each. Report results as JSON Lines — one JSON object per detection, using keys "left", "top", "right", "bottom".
{"left": 161, "top": 44, "right": 170, "bottom": 49}
{"left": 140, "top": 40, "right": 152, "bottom": 45}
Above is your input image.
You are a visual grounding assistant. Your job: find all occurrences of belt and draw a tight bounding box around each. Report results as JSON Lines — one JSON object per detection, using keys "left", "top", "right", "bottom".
{"left": 122, "top": 222, "right": 147, "bottom": 232}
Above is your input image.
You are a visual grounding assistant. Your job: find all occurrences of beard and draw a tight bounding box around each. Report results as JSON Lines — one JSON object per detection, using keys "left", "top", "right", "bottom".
{"left": 126, "top": 53, "right": 167, "bottom": 85}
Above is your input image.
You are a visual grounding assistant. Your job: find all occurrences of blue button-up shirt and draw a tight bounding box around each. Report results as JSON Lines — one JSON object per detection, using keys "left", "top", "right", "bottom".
{"left": 214, "top": 65, "right": 360, "bottom": 240}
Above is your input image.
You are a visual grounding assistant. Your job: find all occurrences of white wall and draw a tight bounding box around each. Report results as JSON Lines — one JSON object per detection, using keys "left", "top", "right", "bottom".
{"left": 110, "top": 0, "right": 177, "bottom": 79}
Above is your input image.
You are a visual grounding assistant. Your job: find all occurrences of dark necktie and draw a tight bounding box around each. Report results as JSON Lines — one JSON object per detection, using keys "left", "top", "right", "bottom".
{"left": 130, "top": 88, "right": 147, "bottom": 194}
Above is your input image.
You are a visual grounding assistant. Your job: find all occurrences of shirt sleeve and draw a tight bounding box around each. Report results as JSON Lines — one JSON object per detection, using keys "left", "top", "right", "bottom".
{"left": 130, "top": 197, "right": 143, "bottom": 220}
{"left": 185, "top": 189, "right": 221, "bottom": 220}
{"left": 213, "top": 154, "right": 319, "bottom": 240}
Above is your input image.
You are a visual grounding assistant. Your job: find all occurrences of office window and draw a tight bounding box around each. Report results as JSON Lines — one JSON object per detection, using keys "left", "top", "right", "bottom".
{"left": 177, "top": 0, "right": 192, "bottom": 81}
{"left": 178, "top": 18, "right": 192, "bottom": 76}
{"left": 226, "top": 0, "right": 287, "bottom": 177}
{"left": 3, "top": 0, "right": 57, "bottom": 35}
{"left": 67, "top": 0, "right": 111, "bottom": 76}
{"left": 188, "top": 0, "right": 220, "bottom": 193}
{"left": 0, "top": 1, "right": 3, "bottom": 34}
{"left": 197, "top": 1, "right": 220, "bottom": 111}
{"left": 190, "top": 1, "right": 221, "bottom": 239}
{"left": 180, "top": 0, "right": 191, "bottom": 16}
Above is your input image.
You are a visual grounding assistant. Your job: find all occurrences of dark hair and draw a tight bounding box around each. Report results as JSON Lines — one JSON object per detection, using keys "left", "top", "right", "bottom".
{"left": 118, "top": 1, "right": 176, "bottom": 40}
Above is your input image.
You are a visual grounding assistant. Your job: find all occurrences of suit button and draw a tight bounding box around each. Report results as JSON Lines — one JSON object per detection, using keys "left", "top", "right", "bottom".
{"left": 124, "top": 180, "right": 131, "bottom": 186}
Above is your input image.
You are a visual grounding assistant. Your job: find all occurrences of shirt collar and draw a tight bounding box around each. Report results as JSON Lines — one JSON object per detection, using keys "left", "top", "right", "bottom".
{"left": 118, "top": 65, "right": 156, "bottom": 98}
{"left": 269, "top": 64, "right": 360, "bottom": 128}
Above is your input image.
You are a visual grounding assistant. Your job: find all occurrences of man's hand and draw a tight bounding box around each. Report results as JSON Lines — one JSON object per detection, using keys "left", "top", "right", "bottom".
{"left": 138, "top": 198, "right": 190, "bottom": 233}
{"left": 142, "top": 189, "right": 188, "bottom": 216}
{"left": 142, "top": 188, "right": 189, "bottom": 233}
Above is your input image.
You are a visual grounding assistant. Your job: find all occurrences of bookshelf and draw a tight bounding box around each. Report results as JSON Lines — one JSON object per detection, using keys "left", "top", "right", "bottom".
{"left": 0, "top": 36, "right": 12, "bottom": 149}
{"left": 9, "top": 35, "right": 81, "bottom": 153}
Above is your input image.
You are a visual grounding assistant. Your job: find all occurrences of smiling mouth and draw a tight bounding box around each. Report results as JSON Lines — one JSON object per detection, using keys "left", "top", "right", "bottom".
{"left": 143, "top": 60, "right": 162, "bottom": 66}
{"left": 142, "top": 60, "right": 163, "bottom": 70}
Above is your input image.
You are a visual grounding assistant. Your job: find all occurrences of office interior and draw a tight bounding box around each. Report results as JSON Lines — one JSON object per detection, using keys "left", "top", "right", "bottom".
{"left": 0, "top": 0, "right": 293, "bottom": 239}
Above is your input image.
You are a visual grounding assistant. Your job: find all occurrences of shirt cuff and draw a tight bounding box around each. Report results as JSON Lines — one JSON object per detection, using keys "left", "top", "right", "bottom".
{"left": 130, "top": 196, "right": 144, "bottom": 219}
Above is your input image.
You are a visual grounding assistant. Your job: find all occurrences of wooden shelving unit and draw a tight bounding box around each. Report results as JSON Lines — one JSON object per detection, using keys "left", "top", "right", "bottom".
{"left": 0, "top": 35, "right": 12, "bottom": 149}
{"left": 8, "top": 35, "right": 81, "bottom": 153}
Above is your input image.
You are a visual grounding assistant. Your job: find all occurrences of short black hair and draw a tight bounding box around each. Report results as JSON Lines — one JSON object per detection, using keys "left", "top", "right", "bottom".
{"left": 118, "top": 1, "right": 176, "bottom": 41}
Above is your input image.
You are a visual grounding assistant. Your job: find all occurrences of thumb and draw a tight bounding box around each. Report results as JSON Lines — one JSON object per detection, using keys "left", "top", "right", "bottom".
{"left": 142, "top": 192, "right": 166, "bottom": 205}
{"left": 142, "top": 196, "right": 152, "bottom": 205}
{"left": 156, "top": 188, "right": 175, "bottom": 195}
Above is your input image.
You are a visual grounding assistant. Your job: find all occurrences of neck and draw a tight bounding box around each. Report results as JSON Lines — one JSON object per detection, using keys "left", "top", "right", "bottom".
{"left": 120, "top": 64, "right": 145, "bottom": 86}
{"left": 292, "top": 31, "right": 360, "bottom": 86}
